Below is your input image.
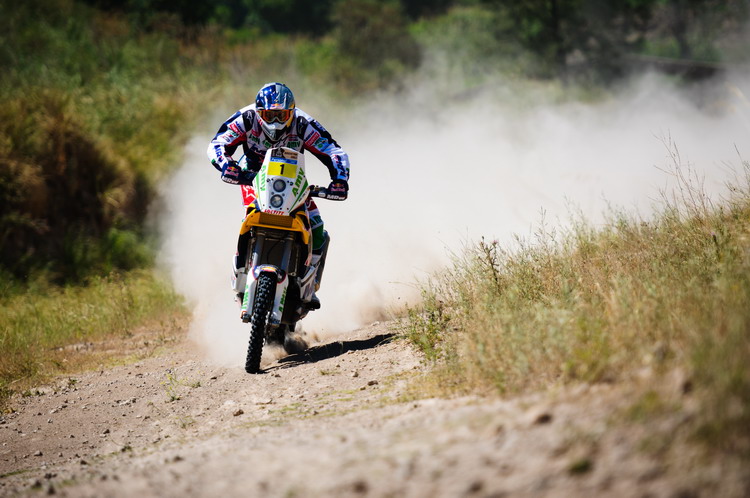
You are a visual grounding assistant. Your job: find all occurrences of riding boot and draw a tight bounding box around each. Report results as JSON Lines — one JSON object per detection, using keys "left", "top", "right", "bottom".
{"left": 304, "top": 231, "right": 330, "bottom": 310}
{"left": 312, "top": 231, "right": 330, "bottom": 291}
{"left": 305, "top": 253, "right": 322, "bottom": 310}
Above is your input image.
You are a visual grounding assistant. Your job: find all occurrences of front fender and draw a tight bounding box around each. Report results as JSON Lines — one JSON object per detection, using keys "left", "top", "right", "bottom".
{"left": 241, "top": 265, "right": 289, "bottom": 325}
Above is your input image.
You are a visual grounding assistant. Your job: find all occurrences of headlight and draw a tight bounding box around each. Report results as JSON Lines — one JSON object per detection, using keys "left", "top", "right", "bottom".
{"left": 270, "top": 194, "right": 284, "bottom": 209}
{"left": 273, "top": 179, "right": 287, "bottom": 192}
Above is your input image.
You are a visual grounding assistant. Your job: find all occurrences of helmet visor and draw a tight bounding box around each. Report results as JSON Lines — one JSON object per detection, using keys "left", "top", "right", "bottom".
{"left": 258, "top": 108, "right": 293, "bottom": 124}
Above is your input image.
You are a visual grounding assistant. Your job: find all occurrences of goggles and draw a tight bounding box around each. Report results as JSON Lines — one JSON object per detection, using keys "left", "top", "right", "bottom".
{"left": 258, "top": 108, "right": 293, "bottom": 124}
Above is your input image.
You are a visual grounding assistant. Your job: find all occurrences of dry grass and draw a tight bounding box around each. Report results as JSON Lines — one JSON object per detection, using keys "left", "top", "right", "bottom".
{"left": 405, "top": 150, "right": 750, "bottom": 455}
{"left": 0, "top": 270, "right": 188, "bottom": 404}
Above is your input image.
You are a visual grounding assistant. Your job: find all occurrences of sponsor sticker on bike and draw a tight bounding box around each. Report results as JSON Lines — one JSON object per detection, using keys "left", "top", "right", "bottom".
{"left": 256, "top": 169, "right": 267, "bottom": 191}
{"left": 268, "top": 161, "right": 298, "bottom": 178}
{"left": 271, "top": 148, "right": 299, "bottom": 161}
{"left": 278, "top": 286, "right": 287, "bottom": 313}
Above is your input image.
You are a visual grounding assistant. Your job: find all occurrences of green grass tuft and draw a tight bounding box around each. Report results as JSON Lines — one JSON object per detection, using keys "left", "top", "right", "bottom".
{"left": 0, "top": 269, "right": 186, "bottom": 401}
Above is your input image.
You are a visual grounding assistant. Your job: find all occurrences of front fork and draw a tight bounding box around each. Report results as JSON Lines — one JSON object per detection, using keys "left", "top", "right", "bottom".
{"left": 240, "top": 233, "right": 294, "bottom": 325}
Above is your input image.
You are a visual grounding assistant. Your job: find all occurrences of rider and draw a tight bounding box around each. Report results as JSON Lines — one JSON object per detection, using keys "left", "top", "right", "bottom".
{"left": 207, "top": 82, "right": 350, "bottom": 308}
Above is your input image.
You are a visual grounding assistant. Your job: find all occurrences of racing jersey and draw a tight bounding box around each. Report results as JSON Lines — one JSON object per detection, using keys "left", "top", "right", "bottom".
{"left": 207, "top": 105, "right": 350, "bottom": 183}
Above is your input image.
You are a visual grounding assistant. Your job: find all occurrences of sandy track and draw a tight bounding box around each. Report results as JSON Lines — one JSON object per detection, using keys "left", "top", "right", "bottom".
{"left": 1, "top": 323, "right": 746, "bottom": 497}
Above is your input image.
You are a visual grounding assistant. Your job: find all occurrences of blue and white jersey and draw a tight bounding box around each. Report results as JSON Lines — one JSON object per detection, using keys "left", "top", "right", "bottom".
{"left": 207, "top": 105, "right": 350, "bottom": 183}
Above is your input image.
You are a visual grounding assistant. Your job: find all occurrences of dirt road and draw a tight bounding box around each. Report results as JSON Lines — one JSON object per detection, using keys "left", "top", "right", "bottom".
{"left": 1, "top": 323, "right": 746, "bottom": 497}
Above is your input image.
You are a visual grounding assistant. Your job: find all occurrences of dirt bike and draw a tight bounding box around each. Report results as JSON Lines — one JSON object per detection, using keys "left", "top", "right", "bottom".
{"left": 233, "top": 147, "right": 333, "bottom": 373}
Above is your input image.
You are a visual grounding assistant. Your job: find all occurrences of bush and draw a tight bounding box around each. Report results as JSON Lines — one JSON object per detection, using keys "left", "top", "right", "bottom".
{"left": 330, "top": 0, "right": 422, "bottom": 92}
{"left": 0, "top": 0, "right": 217, "bottom": 282}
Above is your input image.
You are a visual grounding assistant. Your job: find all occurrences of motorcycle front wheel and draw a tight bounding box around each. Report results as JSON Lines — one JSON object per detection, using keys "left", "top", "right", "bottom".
{"left": 245, "top": 272, "right": 275, "bottom": 373}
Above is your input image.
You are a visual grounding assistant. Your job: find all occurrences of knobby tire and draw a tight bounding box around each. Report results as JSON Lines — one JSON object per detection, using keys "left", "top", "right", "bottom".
{"left": 245, "top": 272, "right": 275, "bottom": 373}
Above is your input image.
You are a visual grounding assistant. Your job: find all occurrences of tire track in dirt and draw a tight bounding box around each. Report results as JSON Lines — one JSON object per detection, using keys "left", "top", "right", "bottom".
{"left": 1, "top": 323, "right": 746, "bottom": 497}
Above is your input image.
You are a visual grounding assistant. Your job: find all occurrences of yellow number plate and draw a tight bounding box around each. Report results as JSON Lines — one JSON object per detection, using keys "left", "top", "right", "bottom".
{"left": 268, "top": 161, "right": 298, "bottom": 179}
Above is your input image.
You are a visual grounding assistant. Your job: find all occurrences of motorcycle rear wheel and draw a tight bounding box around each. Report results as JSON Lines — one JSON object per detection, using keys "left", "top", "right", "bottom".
{"left": 245, "top": 272, "right": 275, "bottom": 373}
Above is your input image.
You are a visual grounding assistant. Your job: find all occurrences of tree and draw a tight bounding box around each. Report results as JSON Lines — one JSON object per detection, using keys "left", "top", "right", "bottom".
{"left": 331, "top": 0, "right": 421, "bottom": 87}
{"left": 480, "top": 0, "right": 655, "bottom": 80}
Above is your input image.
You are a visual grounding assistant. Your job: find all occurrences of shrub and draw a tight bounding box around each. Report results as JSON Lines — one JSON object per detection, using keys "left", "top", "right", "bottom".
{"left": 405, "top": 155, "right": 750, "bottom": 453}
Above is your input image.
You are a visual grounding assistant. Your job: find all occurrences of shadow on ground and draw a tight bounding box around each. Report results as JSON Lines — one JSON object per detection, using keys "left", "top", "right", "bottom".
{"left": 273, "top": 333, "right": 395, "bottom": 369}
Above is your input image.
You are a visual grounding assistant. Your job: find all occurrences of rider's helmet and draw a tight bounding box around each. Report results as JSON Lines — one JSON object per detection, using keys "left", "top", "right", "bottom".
{"left": 255, "top": 82, "right": 296, "bottom": 142}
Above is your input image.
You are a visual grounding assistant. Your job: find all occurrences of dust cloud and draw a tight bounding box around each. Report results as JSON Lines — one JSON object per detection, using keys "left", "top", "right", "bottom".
{"left": 157, "top": 70, "right": 750, "bottom": 365}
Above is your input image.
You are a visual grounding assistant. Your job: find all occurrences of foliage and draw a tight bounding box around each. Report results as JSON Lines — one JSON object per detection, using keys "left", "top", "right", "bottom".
{"left": 411, "top": 6, "right": 532, "bottom": 84}
{"left": 1, "top": 0, "right": 748, "bottom": 408}
{"left": 643, "top": 0, "right": 749, "bottom": 60}
{"left": 0, "top": 0, "right": 219, "bottom": 283}
{"left": 329, "top": 0, "right": 422, "bottom": 92}
{"left": 84, "top": 0, "right": 337, "bottom": 35}
{"left": 0, "top": 270, "right": 186, "bottom": 402}
{"left": 83, "top": 0, "right": 750, "bottom": 82}
{"left": 468, "top": 0, "right": 749, "bottom": 81}
{"left": 470, "top": 0, "right": 650, "bottom": 81}
{"left": 400, "top": 0, "right": 455, "bottom": 19}
{"left": 405, "top": 153, "right": 750, "bottom": 454}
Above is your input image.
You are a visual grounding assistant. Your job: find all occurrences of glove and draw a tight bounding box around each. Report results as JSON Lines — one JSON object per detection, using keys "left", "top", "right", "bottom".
{"left": 327, "top": 180, "right": 348, "bottom": 201}
{"left": 221, "top": 161, "right": 241, "bottom": 185}
{"left": 221, "top": 162, "right": 256, "bottom": 185}
{"left": 238, "top": 169, "right": 256, "bottom": 186}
